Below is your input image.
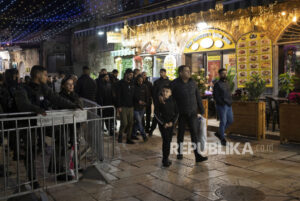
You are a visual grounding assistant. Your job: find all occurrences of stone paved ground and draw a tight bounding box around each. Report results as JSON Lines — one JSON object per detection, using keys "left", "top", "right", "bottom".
{"left": 46, "top": 131, "right": 300, "bottom": 201}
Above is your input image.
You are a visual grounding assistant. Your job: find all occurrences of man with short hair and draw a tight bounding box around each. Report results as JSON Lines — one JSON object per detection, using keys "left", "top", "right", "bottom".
{"left": 76, "top": 66, "right": 97, "bottom": 102}
{"left": 213, "top": 68, "right": 233, "bottom": 146}
{"left": 170, "top": 65, "right": 208, "bottom": 163}
{"left": 117, "top": 69, "right": 135, "bottom": 144}
{"left": 149, "top": 68, "right": 170, "bottom": 136}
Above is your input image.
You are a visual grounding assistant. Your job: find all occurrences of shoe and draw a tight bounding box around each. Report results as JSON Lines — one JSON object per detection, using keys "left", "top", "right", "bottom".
{"left": 221, "top": 139, "right": 227, "bottom": 146}
{"left": 196, "top": 155, "right": 208, "bottom": 163}
{"left": 214, "top": 132, "right": 221, "bottom": 141}
{"left": 126, "top": 140, "right": 135, "bottom": 144}
{"left": 149, "top": 131, "right": 153, "bottom": 137}
{"left": 162, "top": 160, "right": 172, "bottom": 167}
{"left": 131, "top": 136, "right": 139, "bottom": 140}
{"left": 143, "top": 136, "right": 148, "bottom": 142}
{"left": 118, "top": 135, "right": 122, "bottom": 143}
{"left": 177, "top": 154, "right": 183, "bottom": 160}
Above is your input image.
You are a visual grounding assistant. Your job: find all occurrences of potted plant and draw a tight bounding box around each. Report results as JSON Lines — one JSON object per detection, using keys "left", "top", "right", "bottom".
{"left": 227, "top": 74, "right": 266, "bottom": 140}
{"left": 279, "top": 73, "right": 296, "bottom": 97}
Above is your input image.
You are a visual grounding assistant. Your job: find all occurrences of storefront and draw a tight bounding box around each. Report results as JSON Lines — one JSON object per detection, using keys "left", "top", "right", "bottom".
{"left": 0, "top": 51, "right": 10, "bottom": 73}
{"left": 183, "top": 28, "right": 236, "bottom": 85}
{"left": 111, "top": 48, "right": 136, "bottom": 79}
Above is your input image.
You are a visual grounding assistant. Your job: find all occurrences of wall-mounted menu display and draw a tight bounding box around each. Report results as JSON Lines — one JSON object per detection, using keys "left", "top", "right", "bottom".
{"left": 236, "top": 32, "right": 273, "bottom": 88}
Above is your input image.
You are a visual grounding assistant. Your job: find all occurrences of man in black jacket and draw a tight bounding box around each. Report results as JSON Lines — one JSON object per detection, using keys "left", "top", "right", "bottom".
{"left": 117, "top": 69, "right": 135, "bottom": 144}
{"left": 149, "top": 68, "right": 170, "bottom": 136}
{"left": 14, "top": 65, "right": 80, "bottom": 187}
{"left": 76, "top": 66, "right": 97, "bottom": 102}
{"left": 97, "top": 74, "right": 114, "bottom": 136}
{"left": 132, "top": 75, "right": 149, "bottom": 142}
{"left": 213, "top": 69, "right": 233, "bottom": 146}
{"left": 141, "top": 72, "right": 152, "bottom": 133}
{"left": 170, "top": 65, "right": 207, "bottom": 163}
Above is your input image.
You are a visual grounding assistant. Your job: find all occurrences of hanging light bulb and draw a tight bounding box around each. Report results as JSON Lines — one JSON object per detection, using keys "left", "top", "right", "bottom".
{"left": 293, "top": 16, "right": 297, "bottom": 22}
{"left": 281, "top": 11, "right": 286, "bottom": 16}
{"left": 98, "top": 31, "right": 104, "bottom": 36}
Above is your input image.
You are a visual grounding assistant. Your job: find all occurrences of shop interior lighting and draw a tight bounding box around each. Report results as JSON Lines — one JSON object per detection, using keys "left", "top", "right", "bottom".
{"left": 197, "top": 22, "right": 209, "bottom": 30}
{"left": 115, "top": 28, "right": 120, "bottom": 32}
{"left": 98, "top": 31, "right": 104, "bottom": 36}
{"left": 293, "top": 16, "right": 297, "bottom": 22}
{"left": 281, "top": 11, "right": 286, "bottom": 16}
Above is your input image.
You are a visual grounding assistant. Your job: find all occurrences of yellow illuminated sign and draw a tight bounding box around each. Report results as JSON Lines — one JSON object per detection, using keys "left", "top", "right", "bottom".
{"left": 184, "top": 29, "right": 236, "bottom": 53}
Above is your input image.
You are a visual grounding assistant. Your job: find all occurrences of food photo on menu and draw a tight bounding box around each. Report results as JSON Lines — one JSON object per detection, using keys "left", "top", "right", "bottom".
{"left": 239, "top": 64, "right": 247, "bottom": 70}
{"left": 250, "top": 71, "right": 259, "bottom": 76}
{"left": 250, "top": 63, "right": 259, "bottom": 69}
{"left": 239, "top": 71, "right": 247, "bottom": 77}
{"left": 249, "top": 48, "right": 259, "bottom": 54}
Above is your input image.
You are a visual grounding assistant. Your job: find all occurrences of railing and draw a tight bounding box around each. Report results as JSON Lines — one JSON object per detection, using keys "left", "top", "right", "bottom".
{"left": 0, "top": 100, "right": 116, "bottom": 200}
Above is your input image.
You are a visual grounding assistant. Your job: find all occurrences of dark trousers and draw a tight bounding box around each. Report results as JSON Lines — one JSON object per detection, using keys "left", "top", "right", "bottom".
{"left": 177, "top": 113, "right": 201, "bottom": 158}
{"left": 142, "top": 104, "right": 151, "bottom": 132}
{"left": 150, "top": 117, "right": 158, "bottom": 132}
{"left": 103, "top": 108, "right": 114, "bottom": 135}
{"left": 158, "top": 124, "right": 173, "bottom": 162}
{"left": 119, "top": 107, "right": 134, "bottom": 141}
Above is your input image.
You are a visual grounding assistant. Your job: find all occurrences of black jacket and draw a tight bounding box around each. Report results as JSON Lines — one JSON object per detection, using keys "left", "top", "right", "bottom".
{"left": 133, "top": 83, "right": 149, "bottom": 111}
{"left": 75, "top": 74, "right": 97, "bottom": 101}
{"left": 0, "top": 84, "right": 21, "bottom": 113}
{"left": 59, "top": 90, "right": 83, "bottom": 108}
{"left": 213, "top": 79, "right": 233, "bottom": 106}
{"left": 170, "top": 78, "right": 204, "bottom": 115}
{"left": 144, "top": 79, "right": 153, "bottom": 105}
{"left": 97, "top": 81, "right": 114, "bottom": 106}
{"left": 15, "top": 82, "right": 77, "bottom": 114}
{"left": 152, "top": 77, "right": 170, "bottom": 105}
{"left": 155, "top": 97, "right": 179, "bottom": 126}
{"left": 116, "top": 79, "right": 135, "bottom": 108}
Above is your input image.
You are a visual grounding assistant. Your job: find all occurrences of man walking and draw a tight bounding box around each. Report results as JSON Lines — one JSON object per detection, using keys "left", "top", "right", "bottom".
{"left": 76, "top": 66, "right": 97, "bottom": 102}
{"left": 170, "top": 65, "right": 208, "bottom": 163}
{"left": 149, "top": 69, "right": 170, "bottom": 136}
{"left": 213, "top": 69, "right": 233, "bottom": 146}
{"left": 117, "top": 69, "right": 135, "bottom": 144}
{"left": 141, "top": 72, "right": 152, "bottom": 133}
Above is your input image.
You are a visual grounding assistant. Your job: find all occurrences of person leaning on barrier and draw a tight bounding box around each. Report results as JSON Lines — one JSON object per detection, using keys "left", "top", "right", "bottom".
{"left": 14, "top": 65, "right": 81, "bottom": 187}
{"left": 75, "top": 66, "right": 97, "bottom": 102}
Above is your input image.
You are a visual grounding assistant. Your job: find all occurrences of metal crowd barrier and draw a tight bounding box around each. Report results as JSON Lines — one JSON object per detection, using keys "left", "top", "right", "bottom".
{"left": 0, "top": 100, "right": 116, "bottom": 200}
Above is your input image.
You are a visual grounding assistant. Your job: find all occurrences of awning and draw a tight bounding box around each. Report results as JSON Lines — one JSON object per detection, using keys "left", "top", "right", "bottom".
{"left": 223, "top": 0, "right": 286, "bottom": 13}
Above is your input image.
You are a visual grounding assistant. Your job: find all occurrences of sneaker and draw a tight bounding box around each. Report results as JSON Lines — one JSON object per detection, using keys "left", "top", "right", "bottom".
{"left": 131, "top": 136, "right": 139, "bottom": 140}
{"left": 162, "top": 160, "right": 172, "bottom": 167}
{"left": 126, "top": 140, "right": 135, "bottom": 144}
{"left": 143, "top": 136, "right": 148, "bottom": 142}
{"left": 177, "top": 154, "right": 183, "bottom": 160}
{"left": 196, "top": 155, "right": 208, "bottom": 163}
{"left": 221, "top": 139, "right": 227, "bottom": 146}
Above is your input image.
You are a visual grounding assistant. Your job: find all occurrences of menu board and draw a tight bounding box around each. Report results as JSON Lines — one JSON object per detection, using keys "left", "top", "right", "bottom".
{"left": 207, "top": 55, "right": 221, "bottom": 84}
{"left": 164, "top": 55, "right": 176, "bottom": 80}
{"left": 236, "top": 32, "right": 272, "bottom": 88}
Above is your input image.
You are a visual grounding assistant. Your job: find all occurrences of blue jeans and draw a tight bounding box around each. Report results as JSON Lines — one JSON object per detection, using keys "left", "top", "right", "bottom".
{"left": 132, "top": 110, "right": 146, "bottom": 138}
{"left": 216, "top": 104, "right": 234, "bottom": 139}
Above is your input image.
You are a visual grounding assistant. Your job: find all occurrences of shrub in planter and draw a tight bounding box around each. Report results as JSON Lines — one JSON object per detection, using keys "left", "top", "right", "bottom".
{"left": 244, "top": 74, "right": 266, "bottom": 102}
{"left": 279, "top": 73, "right": 297, "bottom": 97}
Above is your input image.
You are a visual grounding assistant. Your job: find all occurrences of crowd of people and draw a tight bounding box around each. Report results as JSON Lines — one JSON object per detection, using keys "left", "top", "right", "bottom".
{"left": 0, "top": 63, "right": 233, "bottom": 181}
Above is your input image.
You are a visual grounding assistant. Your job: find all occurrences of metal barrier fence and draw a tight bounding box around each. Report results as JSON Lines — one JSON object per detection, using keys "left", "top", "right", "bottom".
{"left": 0, "top": 101, "right": 116, "bottom": 200}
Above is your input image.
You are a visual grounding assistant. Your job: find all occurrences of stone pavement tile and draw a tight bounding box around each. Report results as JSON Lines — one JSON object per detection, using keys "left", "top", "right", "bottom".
{"left": 49, "top": 186, "right": 96, "bottom": 201}
{"left": 185, "top": 194, "right": 213, "bottom": 201}
{"left": 92, "top": 184, "right": 150, "bottom": 200}
{"left": 115, "top": 197, "right": 140, "bottom": 201}
{"left": 135, "top": 191, "right": 172, "bottom": 201}
{"left": 217, "top": 175, "right": 262, "bottom": 188}
{"left": 75, "top": 180, "right": 113, "bottom": 194}
{"left": 150, "top": 169, "right": 196, "bottom": 187}
{"left": 120, "top": 154, "right": 146, "bottom": 163}
{"left": 110, "top": 160, "right": 140, "bottom": 171}
{"left": 259, "top": 186, "right": 289, "bottom": 197}
{"left": 184, "top": 178, "right": 226, "bottom": 193}
{"left": 249, "top": 173, "right": 284, "bottom": 184}
{"left": 256, "top": 151, "right": 297, "bottom": 160}
{"left": 173, "top": 157, "right": 198, "bottom": 167}
{"left": 140, "top": 179, "right": 194, "bottom": 201}
{"left": 290, "top": 190, "right": 300, "bottom": 198}
{"left": 111, "top": 174, "right": 156, "bottom": 187}
{"left": 262, "top": 196, "right": 293, "bottom": 201}
{"left": 168, "top": 162, "right": 197, "bottom": 175}
{"left": 112, "top": 165, "right": 160, "bottom": 179}
{"left": 133, "top": 157, "right": 163, "bottom": 168}
{"left": 246, "top": 160, "right": 298, "bottom": 173}
{"left": 217, "top": 165, "right": 260, "bottom": 178}
{"left": 263, "top": 178, "right": 300, "bottom": 194}
{"left": 194, "top": 191, "right": 220, "bottom": 201}
{"left": 187, "top": 170, "right": 226, "bottom": 182}
{"left": 199, "top": 160, "right": 228, "bottom": 171}
{"left": 285, "top": 154, "right": 300, "bottom": 163}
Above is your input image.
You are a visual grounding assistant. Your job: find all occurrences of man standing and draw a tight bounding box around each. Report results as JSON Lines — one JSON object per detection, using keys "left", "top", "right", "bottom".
{"left": 170, "top": 65, "right": 207, "bottom": 163}
{"left": 54, "top": 71, "right": 65, "bottom": 93}
{"left": 213, "top": 69, "right": 233, "bottom": 146}
{"left": 117, "top": 69, "right": 135, "bottom": 144}
{"left": 149, "top": 68, "right": 170, "bottom": 136}
{"left": 76, "top": 66, "right": 97, "bottom": 102}
{"left": 141, "top": 72, "right": 152, "bottom": 133}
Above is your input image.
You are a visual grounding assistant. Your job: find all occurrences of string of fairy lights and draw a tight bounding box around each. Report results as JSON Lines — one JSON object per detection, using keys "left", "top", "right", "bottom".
{"left": 0, "top": 0, "right": 124, "bottom": 45}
